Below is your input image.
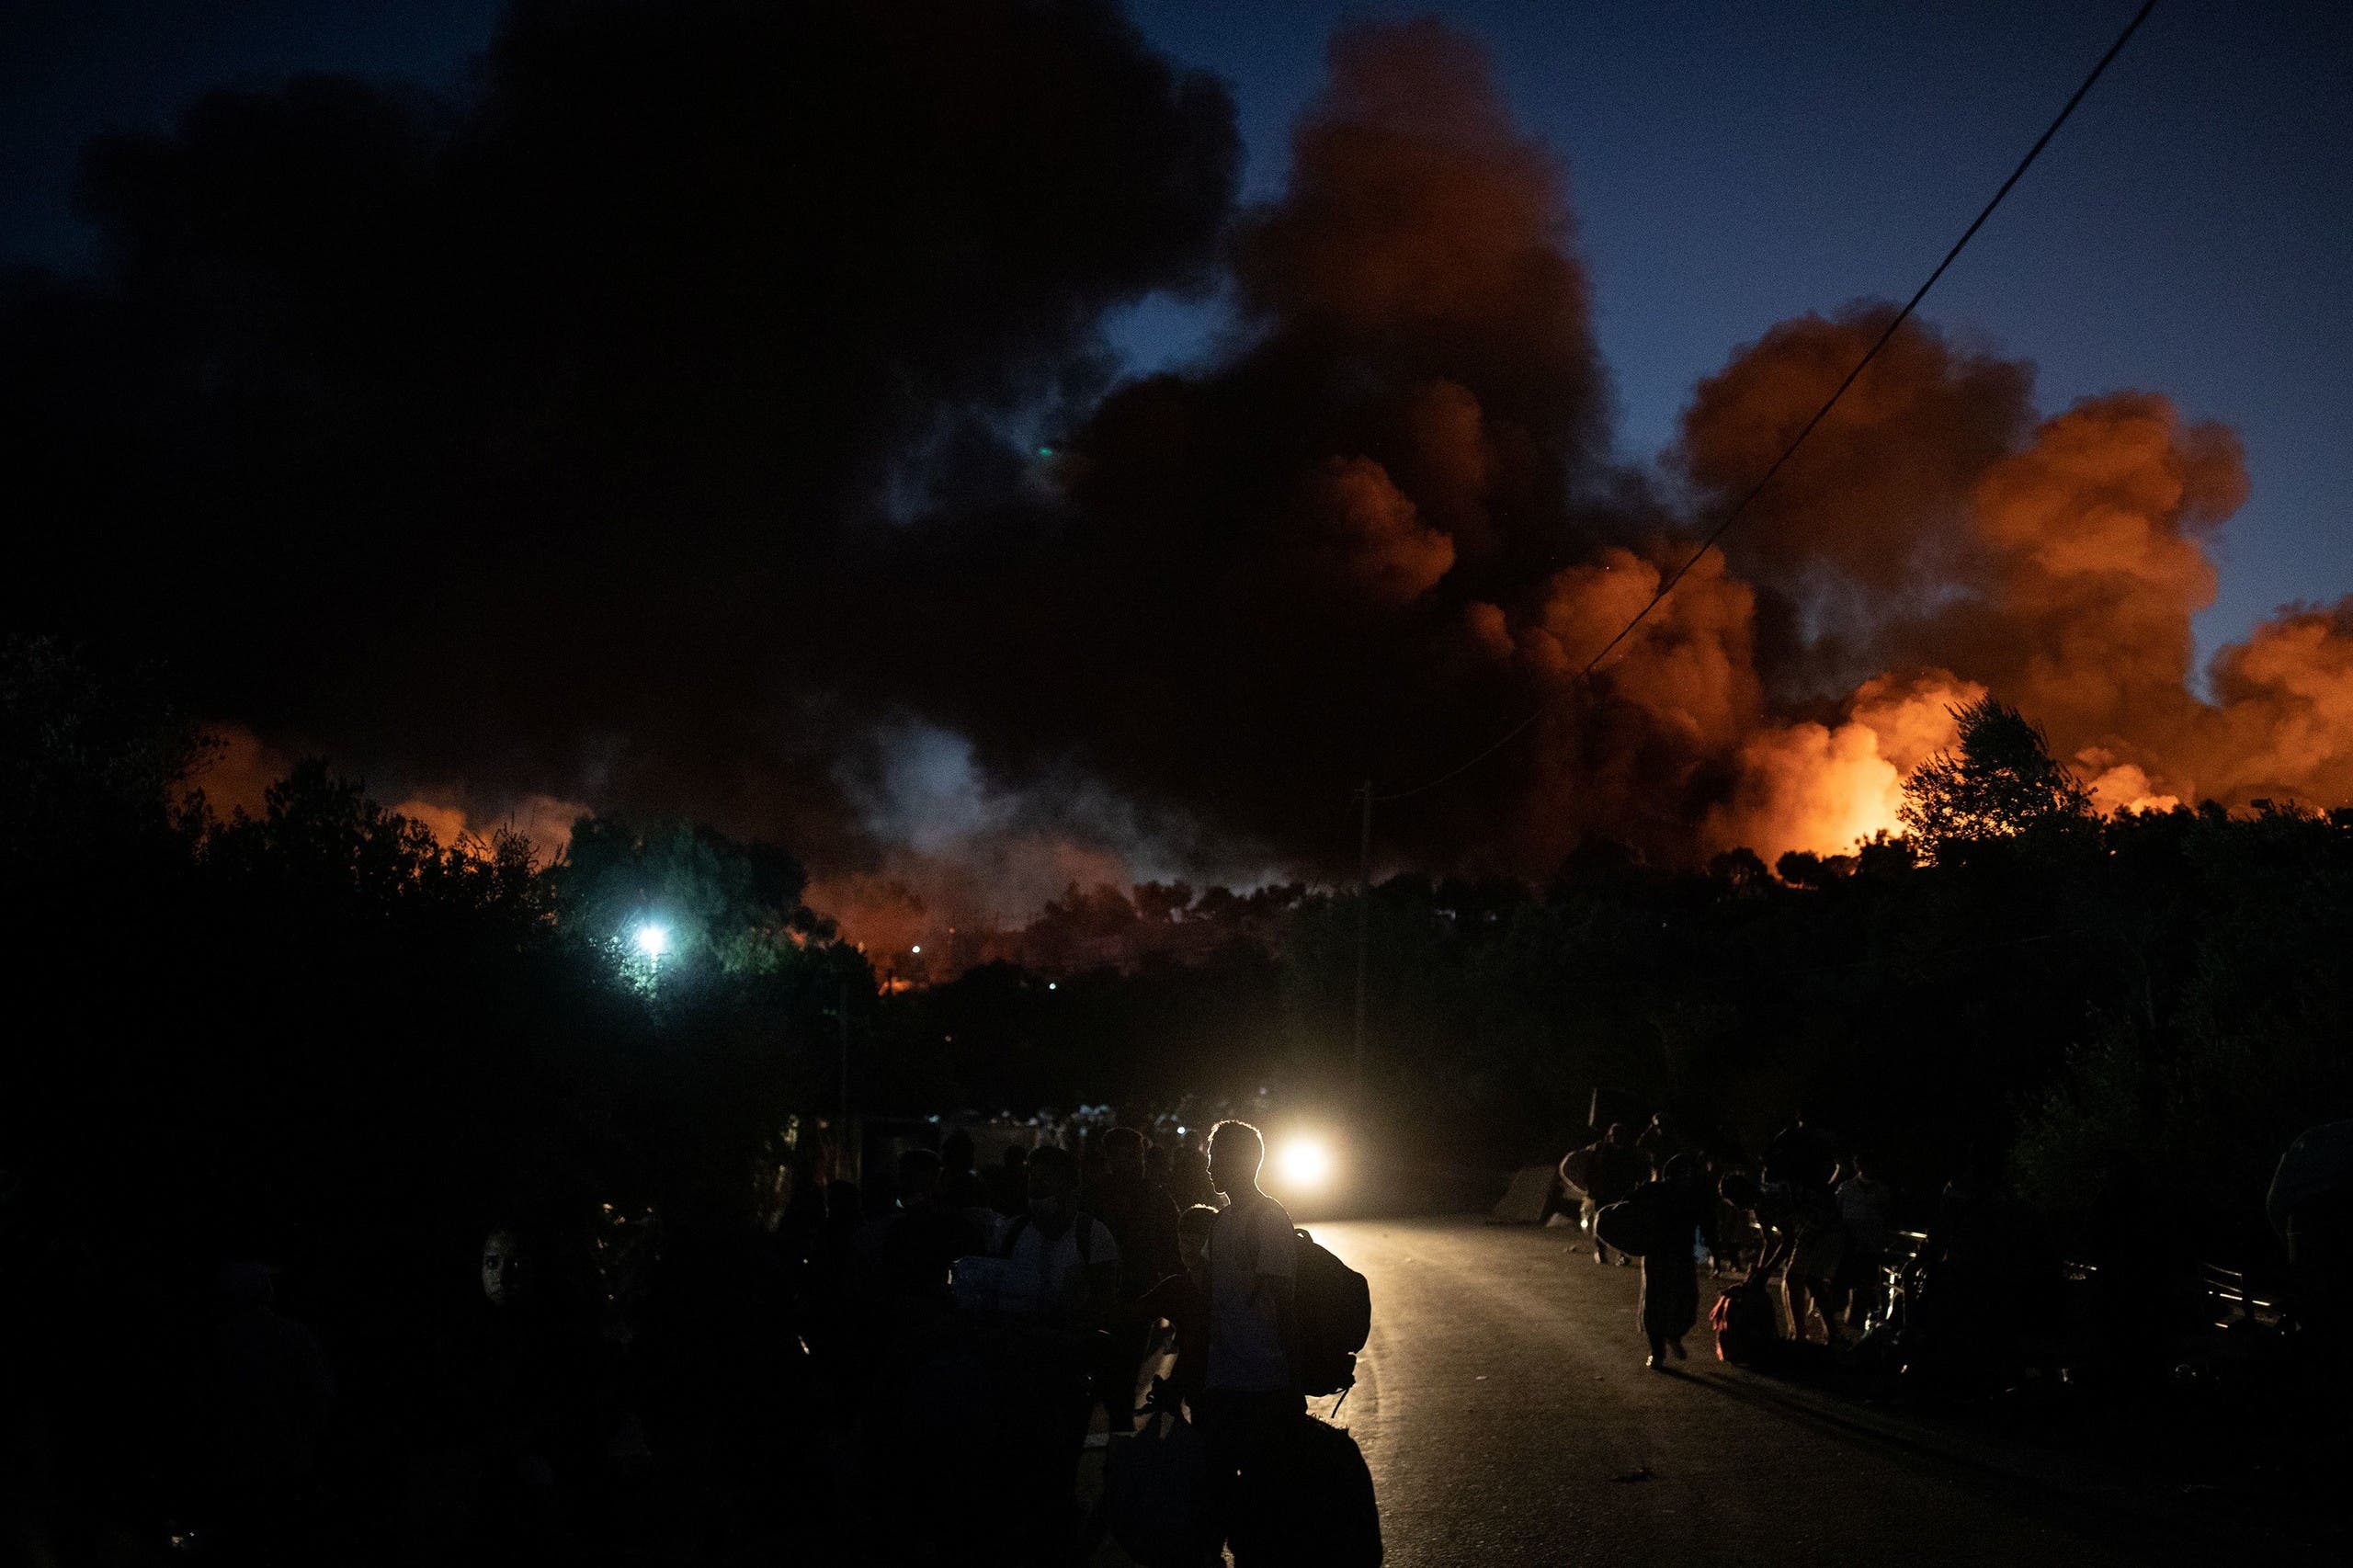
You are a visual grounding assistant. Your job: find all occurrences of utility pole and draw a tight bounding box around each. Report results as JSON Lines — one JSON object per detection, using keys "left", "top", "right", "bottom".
{"left": 1353, "top": 778, "right": 1372, "bottom": 1089}
{"left": 837, "top": 971, "right": 851, "bottom": 1130}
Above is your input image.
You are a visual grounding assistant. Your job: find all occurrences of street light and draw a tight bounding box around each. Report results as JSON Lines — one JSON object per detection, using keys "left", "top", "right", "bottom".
{"left": 632, "top": 923, "right": 670, "bottom": 961}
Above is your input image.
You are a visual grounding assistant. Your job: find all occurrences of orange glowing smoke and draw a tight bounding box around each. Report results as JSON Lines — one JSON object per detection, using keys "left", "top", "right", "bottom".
{"left": 189, "top": 723, "right": 292, "bottom": 820}
{"left": 1640, "top": 313, "right": 2353, "bottom": 865}
{"left": 188, "top": 724, "right": 583, "bottom": 860}
{"left": 162, "top": 24, "right": 2353, "bottom": 893}
{"left": 805, "top": 834, "right": 1137, "bottom": 960}
{"left": 1704, "top": 672, "right": 1988, "bottom": 860}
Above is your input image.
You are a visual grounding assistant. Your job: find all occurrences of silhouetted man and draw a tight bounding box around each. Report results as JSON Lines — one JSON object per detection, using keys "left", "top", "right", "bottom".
{"left": 1086, "top": 1126, "right": 1182, "bottom": 1432}
{"left": 1199, "top": 1119, "right": 1301, "bottom": 1563}
{"left": 986, "top": 1142, "right": 1030, "bottom": 1217}
{"left": 939, "top": 1128, "right": 990, "bottom": 1210}
{"left": 877, "top": 1146, "right": 970, "bottom": 1301}
{"left": 1632, "top": 1155, "right": 1717, "bottom": 1368}
{"left": 992, "top": 1143, "right": 1118, "bottom": 1565}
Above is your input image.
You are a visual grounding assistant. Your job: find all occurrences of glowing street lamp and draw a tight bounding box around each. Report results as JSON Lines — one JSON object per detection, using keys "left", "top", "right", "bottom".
{"left": 632, "top": 923, "right": 671, "bottom": 962}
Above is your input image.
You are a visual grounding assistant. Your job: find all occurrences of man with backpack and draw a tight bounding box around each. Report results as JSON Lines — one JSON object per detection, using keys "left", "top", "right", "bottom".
{"left": 1198, "top": 1119, "right": 1301, "bottom": 1561}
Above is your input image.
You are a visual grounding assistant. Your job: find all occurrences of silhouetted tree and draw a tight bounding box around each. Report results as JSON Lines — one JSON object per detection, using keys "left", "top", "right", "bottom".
{"left": 1901, "top": 696, "right": 2091, "bottom": 857}
{"left": 1132, "top": 880, "right": 1197, "bottom": 923}
{"left": 1708, "top": 846, "right": 1770, "bottom": 892}
{"left": 555, "top": 815, "right": 817, "bottom": 974}
{"left": 1774, "top": 848, "right": 1853, "bottom": 888}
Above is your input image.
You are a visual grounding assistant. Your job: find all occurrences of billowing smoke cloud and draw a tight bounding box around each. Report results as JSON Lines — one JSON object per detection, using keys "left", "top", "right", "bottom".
{"left": 1677, "top": 305, "right": 2353, "bottom": 856}
{"left": 6, "top": 0, "right": 1241, "bottom": 869}
{"left": 13, "top": 6, "right": 2353, "bottom": 915}
{"left": 1704, "top": 671, "right": 1986, "bottom": 861}
{"left": 2195, "top": 604, "right": 2353, "bottom": 804}
{"left": 852, "top": 17, "right": 1656, "bottom": 871}
{"left": 803, "top": 720, "right": 1269, "bottom": 949}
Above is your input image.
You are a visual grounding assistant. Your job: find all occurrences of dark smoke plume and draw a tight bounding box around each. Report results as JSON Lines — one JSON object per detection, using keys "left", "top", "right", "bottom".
{"left": 12, "top": 5, "right": 2353, "bottom": 904}
{"left": 6, "top": 0, "right": 1238, "bottom": 864}
{"left": 855, "top": 17, "right": 1652, "bottom": 871}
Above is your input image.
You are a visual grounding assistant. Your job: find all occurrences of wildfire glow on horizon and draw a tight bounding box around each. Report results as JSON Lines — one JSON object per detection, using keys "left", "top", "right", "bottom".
{"left": 88, "top": 6, "right": 2353, "bottom": 951}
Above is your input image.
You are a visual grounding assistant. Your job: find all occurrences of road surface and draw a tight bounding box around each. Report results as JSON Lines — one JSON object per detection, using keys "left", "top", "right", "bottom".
{"left": 1308, "top": 1216, "right": 2328, "bottom": 1566}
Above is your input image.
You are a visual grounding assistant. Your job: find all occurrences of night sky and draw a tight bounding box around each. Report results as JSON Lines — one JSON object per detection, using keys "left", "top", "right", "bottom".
{"left": 11, "top": 1, "right": 2347, "bottom": 657}
{"left": 6, "top": 1, "right": 2351, "bottom": 915}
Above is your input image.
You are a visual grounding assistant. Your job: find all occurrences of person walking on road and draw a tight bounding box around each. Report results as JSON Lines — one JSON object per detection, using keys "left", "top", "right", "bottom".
{"left": 1634, "top": 1154, "right": 1717, "bottom": 1369}
{"left": 1198, "top": 1119, "right": 1301, "bottom": 1564}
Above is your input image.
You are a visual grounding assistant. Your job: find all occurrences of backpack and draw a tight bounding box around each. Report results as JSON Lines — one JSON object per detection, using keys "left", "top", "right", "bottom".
{"left": 1291, "top": 1228, "right": 1373, "bottom": 1399}
{"left": 1711, "top": 1278, "right": 1779, "bottom": 1367}
{"left": 1230, "top": 1205, "right": 1371, "bottom": 1399}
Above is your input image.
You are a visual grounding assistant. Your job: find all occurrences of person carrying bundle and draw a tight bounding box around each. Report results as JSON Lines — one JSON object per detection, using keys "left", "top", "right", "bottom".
{"left": 1596, "top": 1155, "right": 1718, "bottom": 1367}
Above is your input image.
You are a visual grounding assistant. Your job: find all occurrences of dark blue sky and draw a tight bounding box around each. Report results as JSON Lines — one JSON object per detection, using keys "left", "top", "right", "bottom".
{"left": 8, "top": 1, "right": 2347, "bottom": 665}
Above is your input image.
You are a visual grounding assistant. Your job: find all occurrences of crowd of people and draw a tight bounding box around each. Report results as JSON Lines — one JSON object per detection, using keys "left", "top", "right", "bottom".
{"left": 1560, "top": 1109, "right": 2074, "bottom": 1386}
{"left": 4, "top": 1114, "right": 1346, "bottom": 1566}
{"left": 28, "top": 1092, "right": 2319, "bottom": 1564}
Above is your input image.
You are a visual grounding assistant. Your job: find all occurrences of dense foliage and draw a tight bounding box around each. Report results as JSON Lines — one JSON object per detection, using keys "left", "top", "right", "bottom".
{"left": 6, "top": 640, "right": 2345, "bottom": 1278}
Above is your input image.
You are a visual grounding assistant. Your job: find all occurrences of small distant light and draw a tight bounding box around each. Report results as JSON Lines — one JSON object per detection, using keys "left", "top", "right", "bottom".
{"left": 1048, "top": 981, "right": 1058, "bottom": 991}
{"left": 1037, "top": 445, "right": 1055, "bottom": 458}
{"left": 632, "top": 924, "right": 670, "bottom": 960}
{"left": 911, "top": 944, "right": 922, "bottom": 954}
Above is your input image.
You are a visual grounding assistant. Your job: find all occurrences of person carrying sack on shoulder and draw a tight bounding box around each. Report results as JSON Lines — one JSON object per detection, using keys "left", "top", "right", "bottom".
{"left": 1196, "top": 1119, "right": 1301, "bottom": 1563}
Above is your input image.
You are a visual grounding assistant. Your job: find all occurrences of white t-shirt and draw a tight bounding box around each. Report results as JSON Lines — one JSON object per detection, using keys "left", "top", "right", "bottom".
{"left": 1000, "top": 1211, "right": 1118, "bottom": 1318}
{"left": 1206, "top": 1191, "right": 1295, "bottom": 1392}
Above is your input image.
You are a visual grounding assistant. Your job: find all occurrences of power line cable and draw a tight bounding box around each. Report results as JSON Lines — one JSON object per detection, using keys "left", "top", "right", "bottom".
{"left": 1374, "top": 0, "right": 2160, "bottom": 805}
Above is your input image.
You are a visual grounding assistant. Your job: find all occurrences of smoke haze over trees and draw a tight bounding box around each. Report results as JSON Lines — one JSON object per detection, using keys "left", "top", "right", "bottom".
{"left": 7, "top": 637, "right": 2344, "bottom": 1274}
{"left": 10, "top": 0, "right": 2353, "bottom": 925}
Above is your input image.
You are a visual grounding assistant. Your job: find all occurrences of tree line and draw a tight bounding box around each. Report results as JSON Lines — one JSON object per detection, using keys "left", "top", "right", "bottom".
{"left": 6, "top": 642, "right": 2343, "bottom": 1283}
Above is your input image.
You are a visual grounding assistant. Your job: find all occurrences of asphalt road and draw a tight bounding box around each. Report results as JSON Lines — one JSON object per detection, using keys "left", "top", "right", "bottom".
{"left": 1311, "top": 1216, "right": 2329, "bottom": 1567}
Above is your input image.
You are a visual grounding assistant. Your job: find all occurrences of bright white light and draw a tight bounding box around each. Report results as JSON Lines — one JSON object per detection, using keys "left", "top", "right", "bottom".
{"left": 632, "top": 924, "right": 670, "bottom": 960}
{"left": 1048, "top": 982, "right": 1058, "bottom": 991}
{"left": 911, "top": 944, "right": 922, "bottom": 954}
{"left": 1276, "top": 1136, "right": 1334, "bottom": 1191}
